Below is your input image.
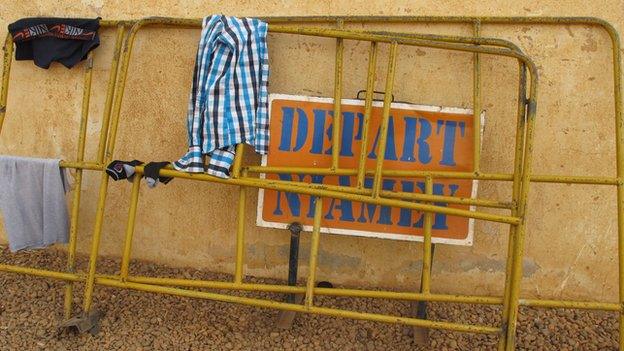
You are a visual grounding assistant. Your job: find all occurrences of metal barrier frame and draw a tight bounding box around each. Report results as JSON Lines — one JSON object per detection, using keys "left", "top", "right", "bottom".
{"left": 0, "top": 21, "right": 132, "bottom": 321}
{"left": 82, "top": 17, "right": 538, "bottom": 350}
{"left": 0, "top": 16, "right": 620, "bottom": 351}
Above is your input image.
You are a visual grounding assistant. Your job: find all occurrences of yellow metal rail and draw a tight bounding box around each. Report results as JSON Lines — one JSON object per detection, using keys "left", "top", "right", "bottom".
{"left": 75, "top": 17, "right": 538, "bottom": 351}
{"left": 0, "top": 15, "right": 620, "bottom": 351}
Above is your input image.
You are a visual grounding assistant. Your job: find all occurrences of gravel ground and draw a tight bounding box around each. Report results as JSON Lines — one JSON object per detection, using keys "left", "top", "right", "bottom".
{"left": 0, "top": 247, "right": 618, "bottom": 350}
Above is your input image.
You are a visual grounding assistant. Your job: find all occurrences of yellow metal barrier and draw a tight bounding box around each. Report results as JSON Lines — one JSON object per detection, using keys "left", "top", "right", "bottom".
{"left": 0, "top": 16, "right": 620, "bottom": 351}
{"left": 0, "top": 22, "right": 131, "bottom": 320}
{"left": 75, "top": 17, "right": 538, "bottom": 351}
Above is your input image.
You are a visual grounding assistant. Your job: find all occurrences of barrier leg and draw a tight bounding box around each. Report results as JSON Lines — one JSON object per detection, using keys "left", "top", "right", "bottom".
{"left": 81, "top": 23, "right": 131, "bottom": 322}
{"left": 502, "top": 76, "right": 538, "bottom": 351}
{"left": 233, "top": 147, "right": 246, "bottom": 283}
{"left": 276, "top": 222, "right": 303, "bottom": 329}
{"left": 62, "top": 24, "right": 126, "bottom": 324}
{"left": 286, "top": 223, "right": 302, "bottom": 303}
{"left": 608, "top": 23, "right": 624, "bottom": 351}
{"left": 63, "top": 52, "right": 94, "bottom": 320}
{"left": 305, "top": 197, "right": 323, "bottom": 308}
{"left": 497, "top": 62, "right": 528, "bottom": 351}
{"left": 412, "top": 176, "right": 435, "bottom": 344}
{"left": 120, "top": 176, "right": 142, "bottom": 280}
{"left": 412, "top": 245, "right": 436, "bottom": 345}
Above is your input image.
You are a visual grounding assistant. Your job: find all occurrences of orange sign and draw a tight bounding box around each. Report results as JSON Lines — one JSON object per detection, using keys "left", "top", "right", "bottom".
{"left": 257, "top": 94, "right": 481, "bottom": 245}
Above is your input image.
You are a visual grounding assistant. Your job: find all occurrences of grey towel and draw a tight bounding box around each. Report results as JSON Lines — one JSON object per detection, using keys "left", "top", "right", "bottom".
{"left": 0, "top": 156, "right": 70, "bottom": 252}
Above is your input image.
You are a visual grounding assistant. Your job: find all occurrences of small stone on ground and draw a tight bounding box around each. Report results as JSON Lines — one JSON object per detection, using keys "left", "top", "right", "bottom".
{"left": 0, "top": 248, "right": 618, "bottom": 350}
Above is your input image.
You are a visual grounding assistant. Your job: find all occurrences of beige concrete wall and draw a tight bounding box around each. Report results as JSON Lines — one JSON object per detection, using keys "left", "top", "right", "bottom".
{"left": 1, "top": 1, "right": 623, "bottom": 303}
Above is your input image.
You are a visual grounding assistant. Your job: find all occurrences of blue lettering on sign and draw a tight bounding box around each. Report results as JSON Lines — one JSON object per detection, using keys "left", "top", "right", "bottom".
{"left": 271, "top": 173, "right": 462, "bottom": 231}
{"left": 397, "top": 181, "right": 460, "bottom": 229}
{"left": 278, "top": 107, "right": 308, "bottom": 152}
{"left": 416, "top": 118, "right": 433, "bottom": 164}
{"left": 273, "top": 174, "right": 324, "bottom": 217}
{"left": 310, "top": 109, "right": 327, "bottom": 154}
{"left": 324, "top": 176, "right": 355, "bottom": 221}
{"left": 270, "top": 103, "right": 470, "bottom": 234}
{"left": 323, "top": 111, "right": 356, "bottom": 157}
{"left": 283, "top": 107, "right": 467, "bottom": 167}
{"left": 367, "top": 116, "right": 398, "bottom": 161}
{"left": 356, "top": 177, "right": 395, "bottom": 225}
{"left": 399, "top": 116, "right": 433, "bottom": 164}
{"left": 436, "top": 120, "right": 466, "bottom": 167}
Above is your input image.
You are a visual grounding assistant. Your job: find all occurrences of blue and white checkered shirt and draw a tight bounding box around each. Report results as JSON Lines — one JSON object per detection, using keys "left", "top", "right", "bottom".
{"left": 174, "top": 15, "right": 269, "bottom": 178}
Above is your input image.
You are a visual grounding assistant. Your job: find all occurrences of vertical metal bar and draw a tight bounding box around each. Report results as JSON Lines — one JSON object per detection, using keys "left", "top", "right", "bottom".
{"left": 120, "top": 175, "right": 141, "bottom": 281}
{"left": 473, "top": 21, "right": 482, "bottom": 172}
{"left": 356, "top": 42, "right": 378, "bottom": 189}
{"left": 609, "top": 28, "right": 624, "bottom": 351}
{"left": 421, "top": 176, "right": 434, "bottom": 293}
{"left": 0, "top": 33, "right": 14, "bottom": 136}
{"left": 331, "top": 38, "right": 344, "bottom": 170}
{"left": 286, "top": 223, "right": 302, "bottom": 304}
{"left": 234, "top": 169, "right": 248, "bottom": 284}
{"left": 413, "top": 244, "right": 435, "bottom": 344}
{"left": 497, "top": 62, "right": 528, "bottom": 351}
{"left": 83, "top": 24, "right": 132, "bottom": 312}
{"left": 97, "top": 25, "right": 126, "bottom": 163}
{"left": 231, "top": 143, "right": 245, "bottom": 179}
{"left": 413, "top": 176, "right": 435, "bottom": 344}
{"left": 233, "top": 142, "right": 247, "bottom": 283}
{"left": 371, "top": 42, "right": 398, "bottom": 197}
{"left": 504, "top": 69, "right": 538, "bottom": 351}
{"left": 63, "top": 52, "right": 95, "bottom": 320}
{"left": 305, "top": 197, "right": 323, "bottom": 308}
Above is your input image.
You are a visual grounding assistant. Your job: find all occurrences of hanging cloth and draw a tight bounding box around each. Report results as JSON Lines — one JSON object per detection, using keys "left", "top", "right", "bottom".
{"left": 173, "top": 15, "right": 269, "bottom": 178}
{"left": 8, "top": 17, "right": 100, "bottom": 69}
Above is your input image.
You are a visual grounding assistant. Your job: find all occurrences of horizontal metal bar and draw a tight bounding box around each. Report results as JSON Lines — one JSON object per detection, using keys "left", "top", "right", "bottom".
{"left": 102, "top": 16, "right": 616, "bottom": 32}
{"left": 519, "top": 298, "right": 621, "bottom": 311}
{"left": 96, "top": 277, "right": 501, "bottom": 334}
{"left": 130, "top": 165, "right": 521, "bottom": 224}
{"left": 59, "top": 161, "right": 104, "bottom": 171}
{"left": 0, "top": 266, "right": 619, "bottom": 312}
{"left": 53, "top": 160, "right": 621, "bottom": 186}
{"left": 252, "top": 175, "right": 512, "bottom": 209}
{"left": 531, "top": 174, "right": 619, "bottom": 185}
{"left": 0, "top": 264, "right": 82, "bottom": 282}
{"left": 114, "top": 274, "right": 502, "bottom": 304}
{"left": 255, "top": 16, "right": 614, "bottom": 28}
{"left": 246, "top": 166, "right": 620, "bottom": 185}
{"left": 127, "top": 18, "right": 538, "bottom": 75}
{"left": 27, "top": 158, "right": 622, "bottom": 187}
{"left": 99, "top": 20, "right": 136, "bottom": 27}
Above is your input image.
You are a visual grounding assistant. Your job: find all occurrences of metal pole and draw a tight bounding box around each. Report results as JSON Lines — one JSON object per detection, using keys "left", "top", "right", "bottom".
{"left": 82, "top": 23, "right": 132, "bottom": 313}
{"left": 473, "top": 20, "right": 482, "bottom": 172}
{"left": 63, "top": 52, "right": 95, "bottom": 319}
{"left": 305, "top": 197, "right": 323, "bottom": 308}
{"left": 331, "top": 39, "right": 344, "bottom": 171}
{"left": 96, "top": 25, "right": 126, "bottom": 163}
{"left": 503, "top": 65, "right": 539, "bottom": 351}
{"left": 421, "top": 176, "right": 434, "bottom": 292}
{"left": 286, "top": 222, "right": 303, "bottom": 304}
{"left": 497, "top": 62, "right": 528, "bottom": 350}
{"left": 234, "top": 168, "right": 248, "bottom": 284}
{"left": 0, "top": 33, "right": 13, "bottom": 135}
{"left": 371, "top": 42, "right": 398, "bottom": 197}
{"left": 233, "top": 143, "right": 247, "bottom": 283}
{"left": 120, "top": 175, "right": 142, "bottom": 281}
{"left": 356, "top": 42, "right": 377, "bottom": 188}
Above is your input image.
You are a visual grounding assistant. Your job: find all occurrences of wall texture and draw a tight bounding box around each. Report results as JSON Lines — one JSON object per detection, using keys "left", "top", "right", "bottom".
{"left": 1, "top": 1, "right": 623, "bottom": 303}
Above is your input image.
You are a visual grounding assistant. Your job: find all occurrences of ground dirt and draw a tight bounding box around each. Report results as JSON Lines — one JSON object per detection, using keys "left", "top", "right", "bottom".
{"left": 0, "top": 247, "right": 618, "bottom": 350}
